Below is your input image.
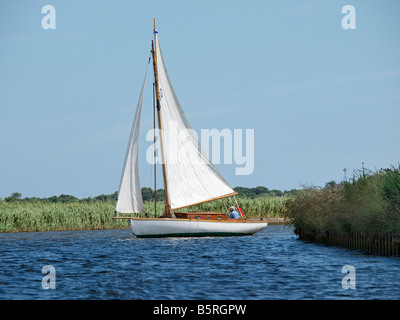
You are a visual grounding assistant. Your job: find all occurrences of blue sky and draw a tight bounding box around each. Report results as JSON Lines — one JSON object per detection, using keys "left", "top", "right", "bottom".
{"left": 1, "top": 0, "right": 399, "bottom": 199}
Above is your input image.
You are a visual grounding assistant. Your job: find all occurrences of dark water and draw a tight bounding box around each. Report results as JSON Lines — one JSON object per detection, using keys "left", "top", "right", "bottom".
{"left": 0, "top": 225, "right": 399, "bottom": 300}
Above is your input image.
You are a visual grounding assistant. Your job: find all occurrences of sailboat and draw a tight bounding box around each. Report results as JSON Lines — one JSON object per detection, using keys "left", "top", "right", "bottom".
{"left": 113, "top": 20, "right": 268, "bottom": 238}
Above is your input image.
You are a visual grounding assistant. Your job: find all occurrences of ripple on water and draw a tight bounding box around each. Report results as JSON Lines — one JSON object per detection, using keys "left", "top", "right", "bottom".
{"left": 1, "top": 226, "right": 400, "bottom": 299}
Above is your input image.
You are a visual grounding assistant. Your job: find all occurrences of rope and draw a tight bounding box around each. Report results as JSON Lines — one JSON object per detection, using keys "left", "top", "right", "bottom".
{"left": 233, "top": 194, "right": 245, "bottom": 218}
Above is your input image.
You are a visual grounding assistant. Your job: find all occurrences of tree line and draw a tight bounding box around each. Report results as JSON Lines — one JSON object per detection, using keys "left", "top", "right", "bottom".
{"left": 2, "top": 186, "right": 300, "bottom": 203}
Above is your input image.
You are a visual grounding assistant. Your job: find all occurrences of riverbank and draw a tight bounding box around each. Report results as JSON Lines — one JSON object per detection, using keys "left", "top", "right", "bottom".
{"left": 283, "top": 165, "right": 400, "bottom": 256}
{"left": 0, "top": 197, "right": 288, "bottom": 233}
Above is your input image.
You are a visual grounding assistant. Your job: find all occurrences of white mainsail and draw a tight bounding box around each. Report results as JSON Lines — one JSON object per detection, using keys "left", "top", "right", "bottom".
{"left": 115, "top": 69, "right": 148, "bottom": 213}
{"left": 155, "top": 39, "right": 236, "bottom": 210}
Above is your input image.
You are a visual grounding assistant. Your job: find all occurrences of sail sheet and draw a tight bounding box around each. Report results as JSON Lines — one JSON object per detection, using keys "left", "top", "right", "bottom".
{"left": 155, "top": 40, "right": 236, "bottom": 210}
{"left": 115, "top": 69, "right": 148, "bottom": 213}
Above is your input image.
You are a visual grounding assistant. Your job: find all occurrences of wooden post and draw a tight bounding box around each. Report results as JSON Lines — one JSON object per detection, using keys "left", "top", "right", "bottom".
{"left": 356, "top": 233, "right": 358, "bottom": 251}
{"left": 386, "top": 236, "right": 389, "bottom": 255}
{"left": 363, "top": 234, "right": 366, "bottom": 253}
{"left": 378, "top": 236, "right": 381, "bottom": 255}
{"left": 384, "top": 236, "right": 387, "bottom": 256}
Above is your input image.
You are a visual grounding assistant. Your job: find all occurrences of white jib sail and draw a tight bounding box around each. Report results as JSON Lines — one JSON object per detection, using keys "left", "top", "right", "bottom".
{"left": 156, "top": 39, "right": 236, "bottom": 210}
{"left": 115, "top": 68, "right": 148, "bottom": 213}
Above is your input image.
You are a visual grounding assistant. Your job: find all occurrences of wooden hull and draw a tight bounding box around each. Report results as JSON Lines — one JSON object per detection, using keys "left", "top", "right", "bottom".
{"left": 128, "top": 218, "right": 268, "bottom": 238}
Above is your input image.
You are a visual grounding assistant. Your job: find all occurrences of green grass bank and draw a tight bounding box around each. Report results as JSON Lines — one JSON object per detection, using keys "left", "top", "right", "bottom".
{"left": 0, "top": 196, "right": 288, "bottom": 233}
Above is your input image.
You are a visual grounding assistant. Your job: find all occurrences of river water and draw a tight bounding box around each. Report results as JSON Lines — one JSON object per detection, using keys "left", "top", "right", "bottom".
{"left": 0, "top": 225, "right": 399, "bottom": 300}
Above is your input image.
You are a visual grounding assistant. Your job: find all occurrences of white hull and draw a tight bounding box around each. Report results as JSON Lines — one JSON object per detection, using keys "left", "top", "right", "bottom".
{"left": 129, "top": 218, "right": 268, "bottom": 238}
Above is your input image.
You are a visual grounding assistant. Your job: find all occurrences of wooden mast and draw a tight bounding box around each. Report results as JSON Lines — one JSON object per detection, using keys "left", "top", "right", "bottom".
{"left": 153, "top": 82, "right": 157, "bottom": 217}
{"left": 151, "top": 19, "right": 171, "bottom": 217}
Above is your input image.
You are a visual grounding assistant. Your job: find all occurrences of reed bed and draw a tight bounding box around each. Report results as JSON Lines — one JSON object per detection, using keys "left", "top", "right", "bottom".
{"left": 0, "top": 196, "right": 288, "bottom": 233}
{"left": 283, "top": 165, "right": 400, "bottom": 237}
{"left": 0, "top": 201, "right": 127, "bottom": 233}
{"left": 182, "top": 196, "right": 288, "bottom": 219}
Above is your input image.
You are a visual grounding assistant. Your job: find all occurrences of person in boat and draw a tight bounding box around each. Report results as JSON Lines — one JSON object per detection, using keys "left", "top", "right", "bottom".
{"left": 229, "top": 206, "right": 241, "bottom": 219}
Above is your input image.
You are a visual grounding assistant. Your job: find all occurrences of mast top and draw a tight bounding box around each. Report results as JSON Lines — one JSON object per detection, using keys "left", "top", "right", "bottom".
{"left": 153, "top": 18, "right": 158, "bottom": 35}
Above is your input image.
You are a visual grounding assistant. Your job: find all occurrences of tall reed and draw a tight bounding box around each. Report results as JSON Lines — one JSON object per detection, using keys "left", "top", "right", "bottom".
{"left": 283, "top": 165, "right": 400, "bottom": 237}
{"left": 0, "top": 196, "right": 288, "bottom": 233}
{"left": 0, "top": 201, "right": 127, "bottom": 233}
{"left": 175, "top": 196, "right": 289, "bottom": 219}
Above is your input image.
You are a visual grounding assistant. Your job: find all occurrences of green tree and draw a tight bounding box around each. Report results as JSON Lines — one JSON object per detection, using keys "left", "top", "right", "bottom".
{"left": 5, "top": 192, "right": 22, "bottom": 202}
{"left": 325, "top": 181, "right": 337, "bottom": 189}
{"left": 141, "top": 187, "right": 154, "bottom": 201}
